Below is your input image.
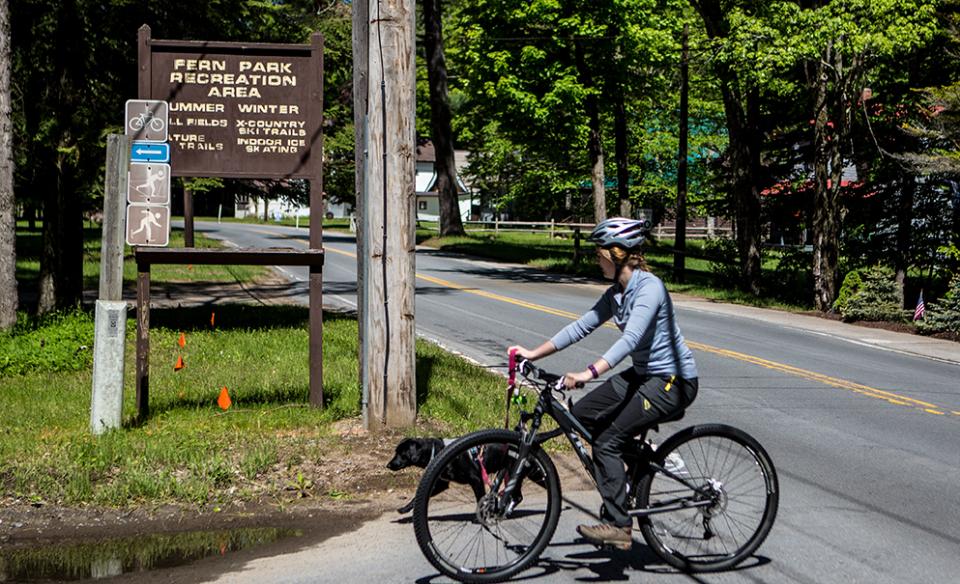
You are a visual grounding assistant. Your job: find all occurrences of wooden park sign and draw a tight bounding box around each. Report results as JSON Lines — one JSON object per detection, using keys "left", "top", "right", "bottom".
{"left": 131, "top": 26, "right": 326, "bottom": 419}
{"left": 138, "top": 25, "right": 323, "bottom": 180}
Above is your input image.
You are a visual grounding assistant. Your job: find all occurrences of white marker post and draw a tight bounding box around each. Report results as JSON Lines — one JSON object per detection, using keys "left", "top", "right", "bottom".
{"left": 90, "top": 300, "right": 127, "bottom": 434}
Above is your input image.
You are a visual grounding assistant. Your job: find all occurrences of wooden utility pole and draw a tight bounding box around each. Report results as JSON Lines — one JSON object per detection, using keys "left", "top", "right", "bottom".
{"left": 352, "top": 0, "right": 370, "bottom": 427}
{"left": 358, "top": 0, "right": 417, "bottom": 429}
{"left": 674, "top": 24, "right": 689, "bottom": 283}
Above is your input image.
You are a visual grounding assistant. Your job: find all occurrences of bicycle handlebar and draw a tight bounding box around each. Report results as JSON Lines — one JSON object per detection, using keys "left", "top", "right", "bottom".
{"left": 516, "top": 359, "right": 583, "bottom": 389}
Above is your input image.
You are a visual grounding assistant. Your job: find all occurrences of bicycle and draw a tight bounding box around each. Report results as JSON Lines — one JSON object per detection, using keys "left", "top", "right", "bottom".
{"left": 128, "top": 111, "right": 166, "bottom": 133}
{"left": 412, "top": 359, "right": 779, "bottom": 583}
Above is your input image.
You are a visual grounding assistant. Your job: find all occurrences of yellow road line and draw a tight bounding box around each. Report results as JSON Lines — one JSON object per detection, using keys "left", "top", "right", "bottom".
{"left": 303, "top": 240, "right": 954, "bottom": 417}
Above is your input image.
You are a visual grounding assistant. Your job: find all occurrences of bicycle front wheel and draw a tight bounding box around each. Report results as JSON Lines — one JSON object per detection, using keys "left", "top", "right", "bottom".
{"left": 636, "top": 424, "right": 778, "bottom": 572}
{"left": 412, "top": 429, "right": 562, "bottom": 583}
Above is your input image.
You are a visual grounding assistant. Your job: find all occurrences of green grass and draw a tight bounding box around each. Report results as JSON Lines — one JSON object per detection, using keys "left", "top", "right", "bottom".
{"left": 0, "top": 306, "right": 508, "bottom": 506}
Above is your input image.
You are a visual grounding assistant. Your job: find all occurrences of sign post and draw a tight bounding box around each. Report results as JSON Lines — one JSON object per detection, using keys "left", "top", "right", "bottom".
{"left": 90, "top": 134, "right": 131, "bottom": 435}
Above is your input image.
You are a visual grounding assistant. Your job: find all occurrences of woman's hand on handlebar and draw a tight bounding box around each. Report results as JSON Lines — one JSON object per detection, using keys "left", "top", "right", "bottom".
{"left": 563, "top": 370, "right": 592, "bottom": 390}
{"left": 508, "top": 345, "right": 536, "bottom": 361}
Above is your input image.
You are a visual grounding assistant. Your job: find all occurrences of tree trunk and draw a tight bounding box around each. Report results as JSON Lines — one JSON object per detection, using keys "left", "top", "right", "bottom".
{"left": 37, "top": 0, "right": 84, "bottom": 313}
{"left": 811, "top": 58, "right": 841, "bottom": 311}
{"left": 810, "top": 44, "right": 858, "bottom": 311}
{"left": 575, "top": 44, "right": 606, "bottom": 222}
{"left": 0, "top": 0, "right": 16, "bottom": 329}
{"left": 423, "top": 0, "right": 464, "bottom": 236}
{"left": 38, "top": 144, "right": 83, "bottom": 312}
{"left": 894, "top": 175, "right": 914, "bottom": 306}
{"left": 612, "top": 75, "right": 631, "bottom": 217}
{"left": 692, "top": 0, "right": 762, "bottom": 295}
{"left": 674, "top": 24, "right": 689, "bottom": 283}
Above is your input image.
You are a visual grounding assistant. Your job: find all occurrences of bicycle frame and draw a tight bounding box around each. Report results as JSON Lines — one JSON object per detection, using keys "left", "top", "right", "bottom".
{"left": 500, "top": 374, "right": 714, "bottom": 519}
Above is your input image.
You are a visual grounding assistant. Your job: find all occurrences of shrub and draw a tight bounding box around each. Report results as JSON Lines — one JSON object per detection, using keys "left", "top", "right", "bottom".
{"left": 916, "top": 274, "right": 960, "bottom": 335}
{"left": 704, "top": 237, "right": 740, "bottom": 287}
{"left": 769, "top": 247, "right": 813, "bottom": 305}
{"left": 838, "top": 265, "right": 906, "bottom": 322}
{"left": 833, "top": 269, "right": 864, "bottom": 314}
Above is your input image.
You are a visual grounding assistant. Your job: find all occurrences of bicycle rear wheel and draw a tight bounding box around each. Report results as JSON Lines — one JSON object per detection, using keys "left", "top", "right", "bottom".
{"left": 635, "top": 424, "right": 778, "bottom": 572}
{"left": 412, "top": 429, "right": 562, "bottom": 583}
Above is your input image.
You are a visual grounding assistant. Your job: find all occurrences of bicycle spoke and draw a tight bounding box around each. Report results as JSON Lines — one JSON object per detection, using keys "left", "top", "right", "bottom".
{"left": 641, "top": 430, "right": 776, "bottom": 569}
{"left": 418, "top": 435, "right": 557, "bottom": 577}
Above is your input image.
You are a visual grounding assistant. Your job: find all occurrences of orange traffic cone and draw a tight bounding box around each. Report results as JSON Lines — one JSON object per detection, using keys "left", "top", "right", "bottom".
{"left": 174, "top": 355, "right": 185, "bottom": 371}
{"left": 217, "top": 386, "right": 232, "bottom": 410}
{"left": 178, "top": 332, "right": 186, "bottom": 348}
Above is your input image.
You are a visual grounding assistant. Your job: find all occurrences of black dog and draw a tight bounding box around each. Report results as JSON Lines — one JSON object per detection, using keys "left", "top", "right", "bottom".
{"left": 387, "top": 437, "right": 543, "bottom": 514}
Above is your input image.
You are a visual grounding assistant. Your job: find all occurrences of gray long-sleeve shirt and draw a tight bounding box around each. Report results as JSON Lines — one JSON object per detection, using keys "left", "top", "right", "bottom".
{"left": 549, "top": 270, "right": 698, "bottom": 379}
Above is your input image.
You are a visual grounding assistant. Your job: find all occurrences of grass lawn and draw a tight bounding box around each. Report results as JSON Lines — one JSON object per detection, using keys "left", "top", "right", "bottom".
{"left": 3, "top": 223, "right": 517, "bottom": 508}
{"left": 0, "top": 305, "right": 510, "bottom": 507}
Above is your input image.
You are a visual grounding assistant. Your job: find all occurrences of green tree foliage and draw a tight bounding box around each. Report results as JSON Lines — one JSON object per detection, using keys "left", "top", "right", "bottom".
{"left": 456, "top": 0, "right": 690, "bottom": 219}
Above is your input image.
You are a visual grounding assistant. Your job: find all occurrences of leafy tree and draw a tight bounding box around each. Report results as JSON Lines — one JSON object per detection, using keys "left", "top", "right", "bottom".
{"left": 688, "top": 0, "right": 769, "bottom": 295}
{"left": 793, "top": 0, "right": 939, "bottom": 311}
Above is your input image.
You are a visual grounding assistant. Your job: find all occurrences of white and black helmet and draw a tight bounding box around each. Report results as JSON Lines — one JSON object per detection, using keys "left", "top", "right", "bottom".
{"left": 588, "top": 217, "right": 652, "bottom": 250}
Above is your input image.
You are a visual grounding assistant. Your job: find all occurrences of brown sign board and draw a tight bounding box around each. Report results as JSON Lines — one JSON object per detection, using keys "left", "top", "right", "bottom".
{"left": 138, "top": 28, "right": 323, "bottom": 180}
{"left": 126, "top": 204, "right": 170, "bottom": 247}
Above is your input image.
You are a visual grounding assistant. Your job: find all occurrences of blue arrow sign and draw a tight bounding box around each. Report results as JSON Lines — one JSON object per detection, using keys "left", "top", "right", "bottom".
{"left": 131, "top": 142, "right": 170, "bottom": 163}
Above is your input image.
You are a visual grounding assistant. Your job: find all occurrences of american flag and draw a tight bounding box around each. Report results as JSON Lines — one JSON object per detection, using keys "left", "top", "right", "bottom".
{"left": 914, "top": 291, "right": 926, "bottom": 321}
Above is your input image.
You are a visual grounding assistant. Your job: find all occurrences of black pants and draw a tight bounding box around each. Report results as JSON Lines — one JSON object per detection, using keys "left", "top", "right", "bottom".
{"left": 571, "top": 370, "right": 698, "bottom": 528}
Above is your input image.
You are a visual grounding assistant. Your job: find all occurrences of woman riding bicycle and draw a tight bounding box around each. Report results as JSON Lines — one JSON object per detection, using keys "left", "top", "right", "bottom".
{"left": 509, "top": 216, "right": 699, "bottom": 550}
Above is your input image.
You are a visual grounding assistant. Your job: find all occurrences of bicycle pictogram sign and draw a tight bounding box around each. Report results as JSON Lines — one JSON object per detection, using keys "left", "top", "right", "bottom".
{"left": 124, "top": 100, "right": 168, "bottom": 142}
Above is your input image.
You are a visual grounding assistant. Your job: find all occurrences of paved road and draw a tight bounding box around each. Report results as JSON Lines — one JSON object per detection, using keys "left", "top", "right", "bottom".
{"left": 191, "top": 221, "right": 960, "bottom": 584}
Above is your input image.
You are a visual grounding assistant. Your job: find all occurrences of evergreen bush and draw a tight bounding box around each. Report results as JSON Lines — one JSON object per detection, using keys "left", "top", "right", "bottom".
{"left": 916, "top": 274, "right": 960, "bottom": 335}
{"left": 839, "top": 265, "right": 906, "bottom": 322}
{"left": 833, "top": 269, "right": 863, "bottom": 314}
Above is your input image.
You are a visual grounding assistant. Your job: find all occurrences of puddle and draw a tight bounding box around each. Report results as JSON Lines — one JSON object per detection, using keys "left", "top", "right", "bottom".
{"left": 0, "top": 526, "right": 301, "bottom": 581}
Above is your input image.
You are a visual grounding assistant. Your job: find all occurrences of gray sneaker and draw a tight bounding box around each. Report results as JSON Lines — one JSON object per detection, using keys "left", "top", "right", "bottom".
{"left": 577, "top": 523, "right": 633, "bottom": 550}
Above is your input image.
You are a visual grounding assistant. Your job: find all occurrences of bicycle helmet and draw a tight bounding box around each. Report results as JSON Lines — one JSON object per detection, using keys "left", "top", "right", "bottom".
{"left": 588, "top": 217, "right": 652, "bottom": 250}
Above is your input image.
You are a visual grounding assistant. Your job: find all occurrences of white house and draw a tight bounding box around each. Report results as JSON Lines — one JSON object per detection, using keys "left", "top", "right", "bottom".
{"left": 415, "top": 138, "right": 474, "bottom": 222}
